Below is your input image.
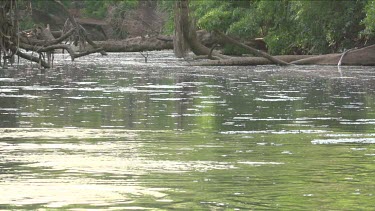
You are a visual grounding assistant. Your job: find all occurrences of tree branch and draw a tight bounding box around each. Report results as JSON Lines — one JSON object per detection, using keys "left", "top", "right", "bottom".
{"left": 214, "top": 30, "right": 290, "bottom": 66}
{"left": 20, "top": 28, "right": 75, "bottom": 46}
{"left": 16, "top": 51, "right": 50, "bottom": 68}
{"left": 52, "top": 0, "right": 107, "bottom": 56}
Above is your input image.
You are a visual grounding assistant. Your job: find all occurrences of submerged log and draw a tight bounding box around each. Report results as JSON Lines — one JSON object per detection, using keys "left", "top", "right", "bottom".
{"left": 291, "top": 45, "right": 375, "bottom": 66}
{"left": 190, "top": 45, "right": 375, "bottom": 66}
{"left": 191, "top": 55, "right": 314, "bottom": 66}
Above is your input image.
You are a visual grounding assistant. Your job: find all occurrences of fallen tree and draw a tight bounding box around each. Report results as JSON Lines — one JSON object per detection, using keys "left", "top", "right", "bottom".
{"left": 94, "top": 36, "right": 173, "bottom": 52}
{"left": 291, "top": 45, "right": 375, "bottom": 65}
{"left": 0, "top": 0, "right": 106, "bottom": 69}
{"left": 190, "top": 44, "right": 375, "bottom": 66}
{"left": 173, "top": 0, "right": 375, "bottom": 66}
{"left": 2, "top": 0, "right": 373, "bottom": 68}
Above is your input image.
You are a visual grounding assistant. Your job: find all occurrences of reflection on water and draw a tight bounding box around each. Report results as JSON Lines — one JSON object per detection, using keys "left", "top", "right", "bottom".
{"left": 1, "top": 51, "right": 375, "bottom": 210}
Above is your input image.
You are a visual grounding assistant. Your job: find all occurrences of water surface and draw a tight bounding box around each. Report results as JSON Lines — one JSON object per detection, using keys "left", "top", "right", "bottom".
{"left": 1, "top": 51, "right": 375, "bottom": 210}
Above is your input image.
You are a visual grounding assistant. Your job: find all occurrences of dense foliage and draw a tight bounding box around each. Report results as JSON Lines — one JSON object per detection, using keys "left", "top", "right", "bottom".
{"left": 22, "top": 0, "right": 375, "bottom": 55}
{"left": 190, "top": 0, "right": 374, "bottom": 55}
{"left": 363, "top": 1, "right": 375, "bottom": 35}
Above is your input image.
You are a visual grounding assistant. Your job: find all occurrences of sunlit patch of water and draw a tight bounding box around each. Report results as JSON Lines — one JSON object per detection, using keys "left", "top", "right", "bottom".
{"left": 0, "top": 78, "right": 21, "bottom": 82}
{"left": 0, "top": 94, "right": 41, "bottom": 99}
{"left": 0, "top": 182, "right": 167, "bottom": 209}
{"left": 311, "top": 138, "right": 375, "bottom": 144}
{"left": 255, "top": 96, "right": 305, "bottom": 102}
{"left": 0, "top": 128, "right": 138, "bottom": 139}
{"left": 1, "top": 52, "right": 375, "bottom": 209}
{"left": 221, "top": 130, "right": 329, "bottom": 135}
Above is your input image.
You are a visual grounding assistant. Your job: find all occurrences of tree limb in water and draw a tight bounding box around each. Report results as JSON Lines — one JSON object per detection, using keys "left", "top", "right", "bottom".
{"left": 189, "top": 45, "right": 375, "bottom": 66}
{"left": 291, "top": 45, "right": 375, "bottom": 65}
{"left": 20, "top": 28, "right": 75, "bottom": 46}
{"left": 15, "top": 50, "right": 50, "bottom": 68}
{"left": 213, "top": 30, "right": 289, "bottom": 66}
{"left": 52, "top": 0, "right": 107, "bottom": 56}
{"left": 20, "top": 42, "right": 103, "bottom": 61}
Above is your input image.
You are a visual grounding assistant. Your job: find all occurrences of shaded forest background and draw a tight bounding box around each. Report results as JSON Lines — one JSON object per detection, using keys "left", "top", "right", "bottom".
{"left": 25, "top": 0, "right": 375, "bottom": 56}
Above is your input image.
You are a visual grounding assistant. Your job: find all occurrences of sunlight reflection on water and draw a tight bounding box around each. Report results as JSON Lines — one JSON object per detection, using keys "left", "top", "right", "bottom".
{"left": 1, "top": 51, "right": 375, "bottom": 210}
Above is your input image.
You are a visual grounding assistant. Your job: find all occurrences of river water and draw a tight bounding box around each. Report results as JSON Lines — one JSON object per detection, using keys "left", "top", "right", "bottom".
{"left": 0, "top": 51, "right": 375, "bottom": 210}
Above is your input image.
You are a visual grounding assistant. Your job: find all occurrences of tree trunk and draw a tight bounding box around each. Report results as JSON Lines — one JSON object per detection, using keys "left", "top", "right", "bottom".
{"left": 173, "top": 0, "right": 189, "bottom": 58}
{"left": 174, "top": 0, "right": 230, "bottom": 59}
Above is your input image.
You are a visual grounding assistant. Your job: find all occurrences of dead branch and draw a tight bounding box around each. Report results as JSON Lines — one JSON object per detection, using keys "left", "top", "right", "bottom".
{"left": 16, "top": 50, "right": 50, "bottom": 68}
{"left": 73, "top": 47, "right": 105, "bottom": 60}
{"left": 20, "top": 28, "right": 75, "bottom": 46}
{"left": 52, "top": 0, "right": 107, "bottom": 56}
{"left": 0, "top": 0, "right": 108, "bottom": 69}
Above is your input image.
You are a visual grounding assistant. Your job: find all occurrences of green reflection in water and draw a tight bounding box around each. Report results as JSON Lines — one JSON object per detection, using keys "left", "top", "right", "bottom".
{"left": 137, "top": 131, "right": 375, "bottom": 210}
{"left": 0, "top": 52, "right": 375, "bottom": 210}
{"left": 2, "top": 129, "right": 375, "bottom": 210}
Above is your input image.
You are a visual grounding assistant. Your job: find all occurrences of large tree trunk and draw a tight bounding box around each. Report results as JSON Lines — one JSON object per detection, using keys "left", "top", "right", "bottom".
{"left": 174, "top": 0, "right": 230, "bottom": 59}
{"left": 173, "top": 0, "right": 189, "bottom": 58}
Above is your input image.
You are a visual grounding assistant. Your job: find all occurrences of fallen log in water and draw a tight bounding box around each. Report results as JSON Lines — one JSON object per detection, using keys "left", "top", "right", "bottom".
{"left": 291, "top": 45, "right": 375, "bottom": 66}
{"left": 93, "top": 31, "right": 267, "bottom": 54}
{"left": 94, "top": 36, "right": 173, "bottom": 52}
{"left": 190, "top": 55, "right": 314, "bottom": 66}
{"left": 190, "top": 45, "right": 375, "bottom": 66}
